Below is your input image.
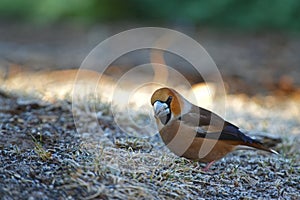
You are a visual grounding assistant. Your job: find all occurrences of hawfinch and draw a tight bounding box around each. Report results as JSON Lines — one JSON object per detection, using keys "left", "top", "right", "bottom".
{"left": 151, "top": 87, "right": 278, "bottom": 171}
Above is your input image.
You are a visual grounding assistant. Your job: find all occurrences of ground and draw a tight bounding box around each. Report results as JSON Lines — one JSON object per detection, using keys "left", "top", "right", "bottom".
{"left": 0, "top": 90, "right": 299, "bottom": 199}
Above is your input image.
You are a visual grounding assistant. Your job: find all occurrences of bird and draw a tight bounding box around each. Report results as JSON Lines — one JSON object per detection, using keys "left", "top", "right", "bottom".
{"left": 150, "top": 87, "right": 278, "bottom": 171}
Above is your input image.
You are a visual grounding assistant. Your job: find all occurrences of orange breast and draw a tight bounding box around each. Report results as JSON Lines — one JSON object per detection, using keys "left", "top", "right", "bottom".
{"left": 159, "top": 121, "right": 237, "bottom": 163}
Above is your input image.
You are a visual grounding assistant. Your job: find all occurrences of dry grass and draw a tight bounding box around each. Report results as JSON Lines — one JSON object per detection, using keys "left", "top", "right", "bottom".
{"left": 0, "top": 89, "right": 299, "bottom": 199}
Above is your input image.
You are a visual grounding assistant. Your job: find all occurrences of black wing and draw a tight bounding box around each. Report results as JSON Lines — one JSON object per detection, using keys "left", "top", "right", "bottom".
{"left": 195, "top": 124, "right": 258, "bottom": 144}
{"left": 178, "top": 106, "right": 258, "bottom": 144}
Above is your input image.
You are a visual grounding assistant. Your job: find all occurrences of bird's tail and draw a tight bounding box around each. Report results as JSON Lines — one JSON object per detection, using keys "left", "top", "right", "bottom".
{"left": 246, "top": 141, "right": 279, "bottom": 155}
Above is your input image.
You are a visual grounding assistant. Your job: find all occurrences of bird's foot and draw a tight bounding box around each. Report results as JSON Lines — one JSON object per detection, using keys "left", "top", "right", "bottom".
{"left": 201, "top": 161, "right": 215, "bottom": 172}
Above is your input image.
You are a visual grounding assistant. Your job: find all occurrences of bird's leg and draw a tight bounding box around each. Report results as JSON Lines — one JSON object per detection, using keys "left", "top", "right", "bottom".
{"left": 202, "top": 161, "right": 215, "bottom": 172}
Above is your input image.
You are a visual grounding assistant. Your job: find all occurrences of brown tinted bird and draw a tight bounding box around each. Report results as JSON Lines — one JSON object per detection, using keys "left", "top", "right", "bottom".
{"left": 151, "top": 87, "right": 278, "bottom": 171}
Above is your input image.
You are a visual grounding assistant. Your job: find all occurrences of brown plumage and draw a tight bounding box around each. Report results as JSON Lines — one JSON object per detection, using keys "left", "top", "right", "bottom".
{"left": 151, "top": 87, "right": 278, "bottom": 170}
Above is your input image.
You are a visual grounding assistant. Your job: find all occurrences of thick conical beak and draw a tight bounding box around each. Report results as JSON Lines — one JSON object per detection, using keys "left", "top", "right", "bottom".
{"left": 153, "top": 101, "right": 167, "bottom": 117}
{"left": 153, "top": 101, "right": 171, "bottom": 125}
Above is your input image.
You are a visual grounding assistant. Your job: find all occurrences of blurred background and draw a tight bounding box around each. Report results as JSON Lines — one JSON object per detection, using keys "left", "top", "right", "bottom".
{"left": 0, "top": 0, "right": 300, "bottom": 97}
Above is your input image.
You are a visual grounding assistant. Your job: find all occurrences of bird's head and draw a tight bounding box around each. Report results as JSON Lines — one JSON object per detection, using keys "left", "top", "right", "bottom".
{"left": 151, "top": 87, "right": 189, "bottom": 125}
